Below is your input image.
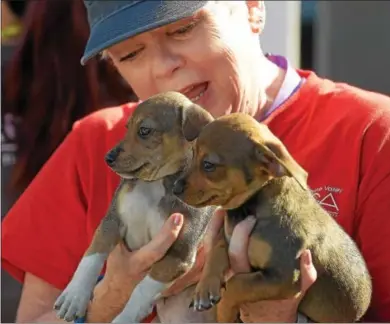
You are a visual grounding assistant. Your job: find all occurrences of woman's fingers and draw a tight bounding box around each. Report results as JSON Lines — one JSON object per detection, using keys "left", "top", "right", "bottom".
{"left": 162, "top": 209, "right": 227, "bottom": 298}
{"left": 130, "top": 213, "right": 184, "bottom": 273}
{"left": 165, "top": 209, "right": 228, "bottom": 297}
{"left": 228, "top": 215, "right": 256, "bottom": 273}
{"left": 299, "top": 249, "right": 317, "bottom": 292}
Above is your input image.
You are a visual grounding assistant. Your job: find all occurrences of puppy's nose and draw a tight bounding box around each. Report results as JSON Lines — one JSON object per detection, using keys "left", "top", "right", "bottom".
{"left": 105, "top": 150, "right": 118, "bottom": 166}
{"left": 173, "top": 179, "right": 187, "bottom": 196}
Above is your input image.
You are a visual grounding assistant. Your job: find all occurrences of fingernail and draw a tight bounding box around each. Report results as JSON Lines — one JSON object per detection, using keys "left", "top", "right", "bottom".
{"left": 173, "top": 213, "right": 183, "bottom": 226}
{"left": 304, "top": 250, "right": 312, "bottom": 266}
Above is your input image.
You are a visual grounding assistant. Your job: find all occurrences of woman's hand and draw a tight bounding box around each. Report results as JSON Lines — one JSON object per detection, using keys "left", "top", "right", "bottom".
{"left": 134, "top": 208, "right": 317, "bottom": 324}
{"left": 160, "top": 209, "right": 233, "bottom": 297}
{"left": 103, "top": 213, "right": 186, "bottom": 285}
{"left": 87, "top": 213, "right": 186, "bottom": 322}
{"left": 227, "top": 213, "right": 318, "bottom": 323}
{"left": 168, "top": 208, "right": 317, "bottom": 323}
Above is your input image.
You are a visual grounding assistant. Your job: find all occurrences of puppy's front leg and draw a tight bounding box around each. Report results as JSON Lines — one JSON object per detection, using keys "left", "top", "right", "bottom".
{"left": 191, "top": 227, "right": 230, "bottom": 312}
{"left": 54, "top": 209, "right": 121, "bottom": 322}
{"left": 112, "top": 243, "right": 196, "bottom": 323}
{"left": 216, "top": 267, "right": 301, "bottom": 323}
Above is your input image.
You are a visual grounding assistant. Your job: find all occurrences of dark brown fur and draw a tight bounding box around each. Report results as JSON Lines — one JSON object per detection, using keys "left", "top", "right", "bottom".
{"left": 174, "top": 112, "right": 372, "bottom": 323}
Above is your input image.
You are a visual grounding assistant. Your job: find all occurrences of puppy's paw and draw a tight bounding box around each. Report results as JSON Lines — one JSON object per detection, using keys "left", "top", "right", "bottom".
{"left": 54, "top": 285, "right": 92, "bottom": 322}
{"left": 190, "top": 275, "right": 225, "bottom": 312}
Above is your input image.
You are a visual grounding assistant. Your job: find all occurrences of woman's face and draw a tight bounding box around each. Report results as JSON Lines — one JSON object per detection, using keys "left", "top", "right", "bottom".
{"left": 107, "top": 1, "right": 264, "bottom": 118}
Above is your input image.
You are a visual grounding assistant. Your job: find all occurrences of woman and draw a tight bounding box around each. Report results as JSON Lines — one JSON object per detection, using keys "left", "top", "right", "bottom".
{"left": 2, "top": 1, "right": 390, "bottom": 322}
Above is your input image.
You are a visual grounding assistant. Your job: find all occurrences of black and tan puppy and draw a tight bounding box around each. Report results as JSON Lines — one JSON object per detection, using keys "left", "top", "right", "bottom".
{"left": 173, "top": 112, "right": 372, "bottom": 323}
{"left": 54, "top": 92, "right": 217, "bottom": 323}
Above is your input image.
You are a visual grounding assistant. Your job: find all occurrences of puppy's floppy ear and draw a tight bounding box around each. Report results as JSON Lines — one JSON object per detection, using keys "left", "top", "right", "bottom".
{"left": 254, "top": 141, "right": 308, "bottom": 190}
{"left": 182, "top": 104, "right": 214, "bottom": 141}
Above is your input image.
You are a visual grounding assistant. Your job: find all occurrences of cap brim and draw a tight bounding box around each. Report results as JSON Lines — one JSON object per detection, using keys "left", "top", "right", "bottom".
{"left": 81, "top": 1, "right": 208, "bottom": 65}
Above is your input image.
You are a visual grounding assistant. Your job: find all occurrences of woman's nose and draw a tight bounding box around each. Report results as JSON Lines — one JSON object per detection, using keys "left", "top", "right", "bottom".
{"left": 152, "top": 43, "right": 185, "bottom": 80}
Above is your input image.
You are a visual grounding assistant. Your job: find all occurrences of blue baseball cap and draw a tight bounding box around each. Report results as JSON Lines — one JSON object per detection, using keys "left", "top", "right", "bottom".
{"left": 81, "top": 0, "right": 209, "bottom": 65}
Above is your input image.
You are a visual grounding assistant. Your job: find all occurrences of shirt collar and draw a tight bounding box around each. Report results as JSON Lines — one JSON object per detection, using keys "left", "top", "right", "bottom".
{"left": 262, "top": 54, "right": 304, "bottom": 119}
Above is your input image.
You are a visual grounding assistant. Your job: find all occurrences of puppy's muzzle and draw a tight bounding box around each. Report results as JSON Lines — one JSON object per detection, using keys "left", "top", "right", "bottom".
{"left": 173, "top": 178, "right": 187, "bottom": 196}
{"left": 105, "top": 147, "right": 122, "bottom": 166}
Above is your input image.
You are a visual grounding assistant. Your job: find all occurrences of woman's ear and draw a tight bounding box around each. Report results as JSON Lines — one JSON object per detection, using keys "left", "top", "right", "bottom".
{"left": 246, "top": 1, "right": 266, "bottom": 34}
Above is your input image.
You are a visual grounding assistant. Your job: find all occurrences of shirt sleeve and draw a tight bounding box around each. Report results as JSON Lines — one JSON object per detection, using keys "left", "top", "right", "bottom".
{"left": 355, "top": 111, "right": 390, "bottom": 322}
{"left": 1, "top": 123, "right": 91, "bottom": 290}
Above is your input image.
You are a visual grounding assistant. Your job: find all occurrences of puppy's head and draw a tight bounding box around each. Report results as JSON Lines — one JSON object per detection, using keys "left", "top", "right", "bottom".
{"left": 173, "top": 113, "right": 308, "bottom": 209}
{"left": 106, "top": 91, "right": 213, "bottom": 181}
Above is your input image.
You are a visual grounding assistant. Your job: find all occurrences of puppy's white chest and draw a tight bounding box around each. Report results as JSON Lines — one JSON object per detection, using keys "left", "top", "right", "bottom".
{"left": 118, "top": 180, "right": 166, "bottom": 251}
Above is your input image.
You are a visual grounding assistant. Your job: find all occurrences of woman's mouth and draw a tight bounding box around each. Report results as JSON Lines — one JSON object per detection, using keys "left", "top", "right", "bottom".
{"left": 181, "top": 82, "right": 209, "bottom": 103}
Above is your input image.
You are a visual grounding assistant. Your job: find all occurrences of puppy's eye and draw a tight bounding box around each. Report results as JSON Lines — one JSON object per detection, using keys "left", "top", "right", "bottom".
{"left": 138, "top": 127, "right": 153, "bottom": 138}
{"left": 202, "top": 160, "right": 216, "bottom": 173}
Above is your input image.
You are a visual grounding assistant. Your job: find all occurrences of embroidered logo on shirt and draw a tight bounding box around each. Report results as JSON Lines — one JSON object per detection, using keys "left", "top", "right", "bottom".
{"left": 311, "top": 185, "right": 342, "bottom": 218}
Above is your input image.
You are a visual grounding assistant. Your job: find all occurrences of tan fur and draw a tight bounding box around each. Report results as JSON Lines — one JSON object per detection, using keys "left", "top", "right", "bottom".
{"left": 247, "top": 237, "right": 273, "bottom": 270}
{"left": 174, "top": 112, "right": 372, "bottom": 323}
{"left": 55, "top": 92, "right": 217, "bottom": 323}
{"left": 101, "top": 91, "right": 216, "bottom": 283}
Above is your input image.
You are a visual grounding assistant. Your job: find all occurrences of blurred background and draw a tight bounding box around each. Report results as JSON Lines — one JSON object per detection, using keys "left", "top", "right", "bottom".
{"left": 262, "top": 0, "right": 390, "bottom": 96}
{"left": 1, "top": 0, "right": 389, "bottom": 322}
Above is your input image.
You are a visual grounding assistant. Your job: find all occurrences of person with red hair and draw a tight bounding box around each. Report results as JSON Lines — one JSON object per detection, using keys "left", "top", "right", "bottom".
{"left": 1, "top": 0, "right": 135, "bottom": 321}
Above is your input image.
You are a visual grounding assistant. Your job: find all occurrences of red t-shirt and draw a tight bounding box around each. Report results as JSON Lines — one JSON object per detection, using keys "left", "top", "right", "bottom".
{"left": 2, "top": 70, "right": 390, "bottom": 322}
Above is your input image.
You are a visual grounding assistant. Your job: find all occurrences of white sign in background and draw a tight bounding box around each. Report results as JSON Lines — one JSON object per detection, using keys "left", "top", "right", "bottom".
{"left": 261, "top": 1, "right": 302, "bottom": 68}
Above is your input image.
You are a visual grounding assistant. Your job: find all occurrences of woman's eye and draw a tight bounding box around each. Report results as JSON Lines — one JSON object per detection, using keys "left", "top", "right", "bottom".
{"left": 119, "top": 47, "right": 144, "bottom": 62}
{"left": 138, "top": 127, "right": 152, "bottom": 138}
{"left": 202, "top": 160, "right": 216, "bottom": 173}
{"left": 171, "top": 22, "right": 197, "bottom": 36}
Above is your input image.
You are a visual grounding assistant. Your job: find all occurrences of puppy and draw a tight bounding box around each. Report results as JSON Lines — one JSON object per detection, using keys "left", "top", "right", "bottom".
{"left": 54, "top": 91, "right": 217, "bottom": 323}
{"left": 173, "top": 112, "right": 372, "bottom": 323}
